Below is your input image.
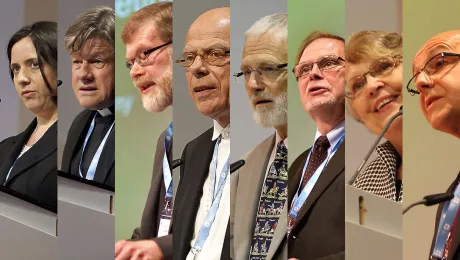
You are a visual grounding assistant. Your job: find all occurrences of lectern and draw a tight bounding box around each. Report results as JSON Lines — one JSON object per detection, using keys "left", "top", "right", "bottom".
{"left": 58, "top": 170, "right": 114, "bottom": 259}
{"left": 0, "top": 186, "right": 57, "bottom": 259}
{"left": 345, "top": 185, "right": 402, "bottom": 260}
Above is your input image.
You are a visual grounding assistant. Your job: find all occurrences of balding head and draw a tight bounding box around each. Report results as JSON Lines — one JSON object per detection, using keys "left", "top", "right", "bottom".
{"left": 412, "top": 30, "right": 460, "bottom": 73}
{"left": 182, "top": 7, "right": 231, "bottom": 126}
{"left": 411, "top": 30, "right": 460, "bottom": 138}
{"left": 186, "top": 7, "right": 230, "bottom": 43}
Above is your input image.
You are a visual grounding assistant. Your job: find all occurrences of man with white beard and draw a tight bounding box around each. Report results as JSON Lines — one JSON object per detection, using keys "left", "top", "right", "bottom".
{"left": 230, "top": 13, "right": 288, "bottom": 260}
{"left": 114, "top": 3, "right": 174, "bottom": 260}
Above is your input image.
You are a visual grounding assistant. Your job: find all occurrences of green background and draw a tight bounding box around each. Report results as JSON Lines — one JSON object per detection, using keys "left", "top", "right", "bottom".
{"left": 114, "top": 0, "right": 173, "bottom": 241}
{"left": 287, "top": 0, "right": 345, "bottom": 164}
{"left": 402, "top": 0, "right": 460, "bottom": 259}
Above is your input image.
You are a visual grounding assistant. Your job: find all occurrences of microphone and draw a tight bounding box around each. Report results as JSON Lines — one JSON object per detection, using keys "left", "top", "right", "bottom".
{"left": 348, "top": 106, "right": 403, "bottom": 185}
{"left": 57, "top": 80, "right": 62, "bottom": 86}
{"left": 172, "top": 159, "right": 182, "bottom": 170}
{"left": 403, "top": 192, "right": 454, "bottom": 214}
{"left": 230, "top": 159, "right": 245, "bottom": 174}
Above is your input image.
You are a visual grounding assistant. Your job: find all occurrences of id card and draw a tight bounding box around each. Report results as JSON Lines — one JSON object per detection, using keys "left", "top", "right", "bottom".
{"left": 157, "top": 197, "right": 173, "bottom": 237}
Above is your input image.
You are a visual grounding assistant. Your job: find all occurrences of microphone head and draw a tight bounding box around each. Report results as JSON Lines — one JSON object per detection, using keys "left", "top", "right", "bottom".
{"left": 57, "top": 80, "right": 62, "bottom": 86}
{"left": 399, "top": 105, "right": 403, "bottom": 111}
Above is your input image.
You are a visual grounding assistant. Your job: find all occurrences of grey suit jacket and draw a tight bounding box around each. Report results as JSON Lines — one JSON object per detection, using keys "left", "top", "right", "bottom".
{"left": 231, "top": 134, "right": 287, "bottom": 260}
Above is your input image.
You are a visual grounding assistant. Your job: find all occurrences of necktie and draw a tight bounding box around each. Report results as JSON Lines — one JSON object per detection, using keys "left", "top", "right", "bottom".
{"left": 249, "top": 140, "right": 288, "bottom": 260}
{"left": 300, "top": 135, "right": 330, "bottom": 192}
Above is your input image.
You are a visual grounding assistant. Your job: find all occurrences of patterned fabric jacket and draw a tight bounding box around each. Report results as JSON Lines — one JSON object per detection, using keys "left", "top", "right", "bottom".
{"left": 353, "top": 141, "right": 403, "bottom": 203}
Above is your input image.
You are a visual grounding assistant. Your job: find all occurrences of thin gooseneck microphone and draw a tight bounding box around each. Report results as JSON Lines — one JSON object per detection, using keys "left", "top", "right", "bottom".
{"left": 403, "top": 192, "right": 454, "bottom": 214}
{"left": 230, "top": 159, "right": 245, "bottom": 174}
{"left": 348, "top": 106, "right": 403, "bottom": 185}
{"left": 57, "top": 80, "right": 62, "bottom": 86}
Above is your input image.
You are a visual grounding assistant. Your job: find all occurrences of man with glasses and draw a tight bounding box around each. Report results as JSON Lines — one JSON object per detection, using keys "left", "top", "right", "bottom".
{"left": 288, "top": 31, "right": 346, "bottom": 260}
{"left": 230, "top": 13, "right": 288, "bottom": 260}
{"left": 61, "top": 6, "right": 115, "bottom": 188}
{"left": 114, "top": 3, "right": 173, "bottom": 260}
{"left": 408, "top": 30, "right": 460, "bottom": 260}
{"left": 173, "top": 7, "right": 231, "bottom": 260}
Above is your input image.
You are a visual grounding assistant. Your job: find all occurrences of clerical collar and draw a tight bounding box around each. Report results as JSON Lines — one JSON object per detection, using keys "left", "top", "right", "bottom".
{"left": 97, "top": 106, "right": 114, "bottom": 117}
{"left": 97, "top": 108, "right": 113, "bottom": 117}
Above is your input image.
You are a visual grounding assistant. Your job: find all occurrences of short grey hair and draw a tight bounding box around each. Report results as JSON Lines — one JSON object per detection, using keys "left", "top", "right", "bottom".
{"left": 245, "top": 13, "right": 287, "bottom": 43}
{"left": 64, "top": 6, "right": 114, "bottom": 53}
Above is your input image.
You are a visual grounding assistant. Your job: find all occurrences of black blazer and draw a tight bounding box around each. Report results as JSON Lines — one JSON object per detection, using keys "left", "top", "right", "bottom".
{"left": 0, "top": 119, "right": 57, "bottom": 211}
{"left": 429, "top": 172, "right": 460, "bottom": 260}
{"left": 287, "top": 141, "right": 345, "bottom": 260}
{"left": 173, "top": 127, "right": 230, "bottom": 260}
{"left": 61, "top": 109, "right": 114, "bottom": 188}
{"left": 131, "top": 130, "right": 173, "bottom": 260}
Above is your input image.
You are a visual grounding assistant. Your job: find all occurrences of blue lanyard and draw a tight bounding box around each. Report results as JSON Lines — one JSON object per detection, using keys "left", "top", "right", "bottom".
{"left": 162, "top": 122, "right": 173, "bottom": 198}
{"left": 79, "top": 113, "right": 115, "bottom": 180}
{"left": 288, "top": 134, "right": 345, "bottom": 227}
{"left": 191, "top": 137, "right": 230, "bottom": 256}
{"left": 432, "top": 183, "right": 460, "bottom": 258}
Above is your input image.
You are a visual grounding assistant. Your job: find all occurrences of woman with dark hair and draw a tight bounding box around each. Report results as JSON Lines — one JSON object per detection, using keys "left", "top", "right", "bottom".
{"left": 0, "top": 21, "right": 57, "bottom": 211}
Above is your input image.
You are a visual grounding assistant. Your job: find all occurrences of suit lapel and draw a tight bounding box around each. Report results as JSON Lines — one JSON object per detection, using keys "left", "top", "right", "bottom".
{"left": 291, "top": 141, "right": 345, "bottom": 232}
{"left": 447, "top": 173, "right": 460, "bottom": 260}
{"left": 61, "top": 110, "right": 93, "bottom": 173}
{"left": 93, "top": 126, "right": 115, "bottom": 184}
{"left": 5, "top": 121, "right": 57, "bottom": 185}
{"left": 0, "top": 120, "right": 36, "bottom": 184}
{"left": 234, "top": 135, "right": 275, "bottom": 259}
{"left": 180, "top": 128, "right": 216, "bottom": 249}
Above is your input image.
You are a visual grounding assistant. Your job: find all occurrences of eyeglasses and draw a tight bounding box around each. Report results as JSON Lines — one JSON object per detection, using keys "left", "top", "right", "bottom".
{"left": 125, "top": 41, "right": 172, "bottom": 69}
{"left": 406, "top": 52, "right": 460, "bottom": 96}
{"left": 233, "top": 63, "right": 287, "bottom": 82}
{"left": 345, "top": 55, "right": 402, "bottom": 99}
{"left": 175, "top": 49, "right": 230, "bottom": 67}
{"left": 292, "top": 55, "right": 345, "bottom": 80}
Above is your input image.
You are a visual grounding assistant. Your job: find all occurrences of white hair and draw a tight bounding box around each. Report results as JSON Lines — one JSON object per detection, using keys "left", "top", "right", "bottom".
{"left": 245, "top": 13, "right": 287, "bottom": 43}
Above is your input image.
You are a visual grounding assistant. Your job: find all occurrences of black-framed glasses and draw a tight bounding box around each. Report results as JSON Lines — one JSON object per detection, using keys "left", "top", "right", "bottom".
{"left": 233, "top": 63, "right": 287, "bottom": 82}
{"left": 406, "top": 52, "right": 460, "bottom": 96}
{"left": 125, "top": 41, "right": 172, "bottom": 69}
{"left": 292, "top": 55, "right": 345, "bottom": 80}
{"left": 345, "top": 55, "right": 402, "bottom": 99}
{"left": 175, "top": 50, "right": 230, "bottom": 67}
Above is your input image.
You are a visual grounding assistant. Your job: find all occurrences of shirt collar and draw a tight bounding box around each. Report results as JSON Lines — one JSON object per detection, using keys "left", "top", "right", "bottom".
{"left": 314, "top": 120, "right": 345, "bottom": 149}
{"left": 275, "top": 131, "right": 288, "bottom": 149}
{"left": 212, "top": 120, "right": 230, "bottom": 141}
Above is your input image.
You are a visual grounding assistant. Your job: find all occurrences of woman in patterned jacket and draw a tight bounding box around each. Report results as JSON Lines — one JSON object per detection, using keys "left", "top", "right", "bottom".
{"left": 344, "top": 31, "right": 403, "bottom": 202}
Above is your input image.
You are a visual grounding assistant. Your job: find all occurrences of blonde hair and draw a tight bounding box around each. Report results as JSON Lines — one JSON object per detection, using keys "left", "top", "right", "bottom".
{"left": 121, "top": 2, "right": 172, "bottom": 44}
{"left": 345, "top": 31, "right": 402, "bottom": 122}
{"left": 294, "top": 30, "right": 344, "bottom": 66}
{"left": 64, "top": 6, "right": 114, "bottom": 53}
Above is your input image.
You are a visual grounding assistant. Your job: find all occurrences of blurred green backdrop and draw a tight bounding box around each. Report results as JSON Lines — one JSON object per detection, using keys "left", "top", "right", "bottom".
{"left": 114, "top": 0, "right": 173, "bottom": 241}
{"left": 402, "top": 0, "right": 460, "bottom": 259}
{"left": 288, "top": 0, "right": 345, "bottom": 164}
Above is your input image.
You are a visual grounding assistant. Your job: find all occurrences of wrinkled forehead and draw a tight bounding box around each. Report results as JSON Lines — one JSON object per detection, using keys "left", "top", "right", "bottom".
{"left": 412, "top": 31, "right": 460, "bottom": 73}
{"left": 242, "top": 35, "right": 287, "bottom": 66}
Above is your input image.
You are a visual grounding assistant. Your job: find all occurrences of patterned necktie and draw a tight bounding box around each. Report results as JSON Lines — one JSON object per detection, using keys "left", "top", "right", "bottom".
{"left": 249, "top": 141, "right": 288, "bottom": 260}
{"left": 300, "top": 135, "right": 330, "bottom": 191}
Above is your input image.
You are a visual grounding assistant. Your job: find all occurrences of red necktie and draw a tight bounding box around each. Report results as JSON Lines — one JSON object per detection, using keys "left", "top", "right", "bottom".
{"left": 300, "top": 135, "right": 330, "bottom": 191}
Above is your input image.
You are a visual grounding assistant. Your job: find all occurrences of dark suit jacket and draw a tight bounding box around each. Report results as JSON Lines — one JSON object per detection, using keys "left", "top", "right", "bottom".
{"left": 287, "top": 141, "right": 345, "bottom": 260}
{"left": 130, "top": 130, "right": 172, "bottom": 260}
{"left": 0, "top": 119, "right": 57, "bottom": 211}
{"left": 429, "top": 172, "right": 460, "bottom": 260}
{"left": 173, "top": 127, "right": 230, "bottom": 260}
{"left": 61, "top": 109, "right": 114, "bottom": 188}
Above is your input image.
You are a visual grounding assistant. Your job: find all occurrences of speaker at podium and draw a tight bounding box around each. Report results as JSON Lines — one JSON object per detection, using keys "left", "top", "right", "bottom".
{"left": 58, "top": 170, "right": 114, "bottom": 259}
{"left": 345, "top": 185, "right": 402, "bottom": 260}
{"left": 0, "top": 185, "right": 57, "bottom": 259}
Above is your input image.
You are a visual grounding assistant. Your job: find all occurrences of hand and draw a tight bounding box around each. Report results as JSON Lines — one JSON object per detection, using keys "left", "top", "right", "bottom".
{"left": 115, "top": 240, "right": 164, "bottom": 260}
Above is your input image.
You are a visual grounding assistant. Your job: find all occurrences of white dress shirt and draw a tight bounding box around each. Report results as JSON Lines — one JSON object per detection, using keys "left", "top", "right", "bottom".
{"left": 186, "top": 121, "right": 230, "bottom": 260}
